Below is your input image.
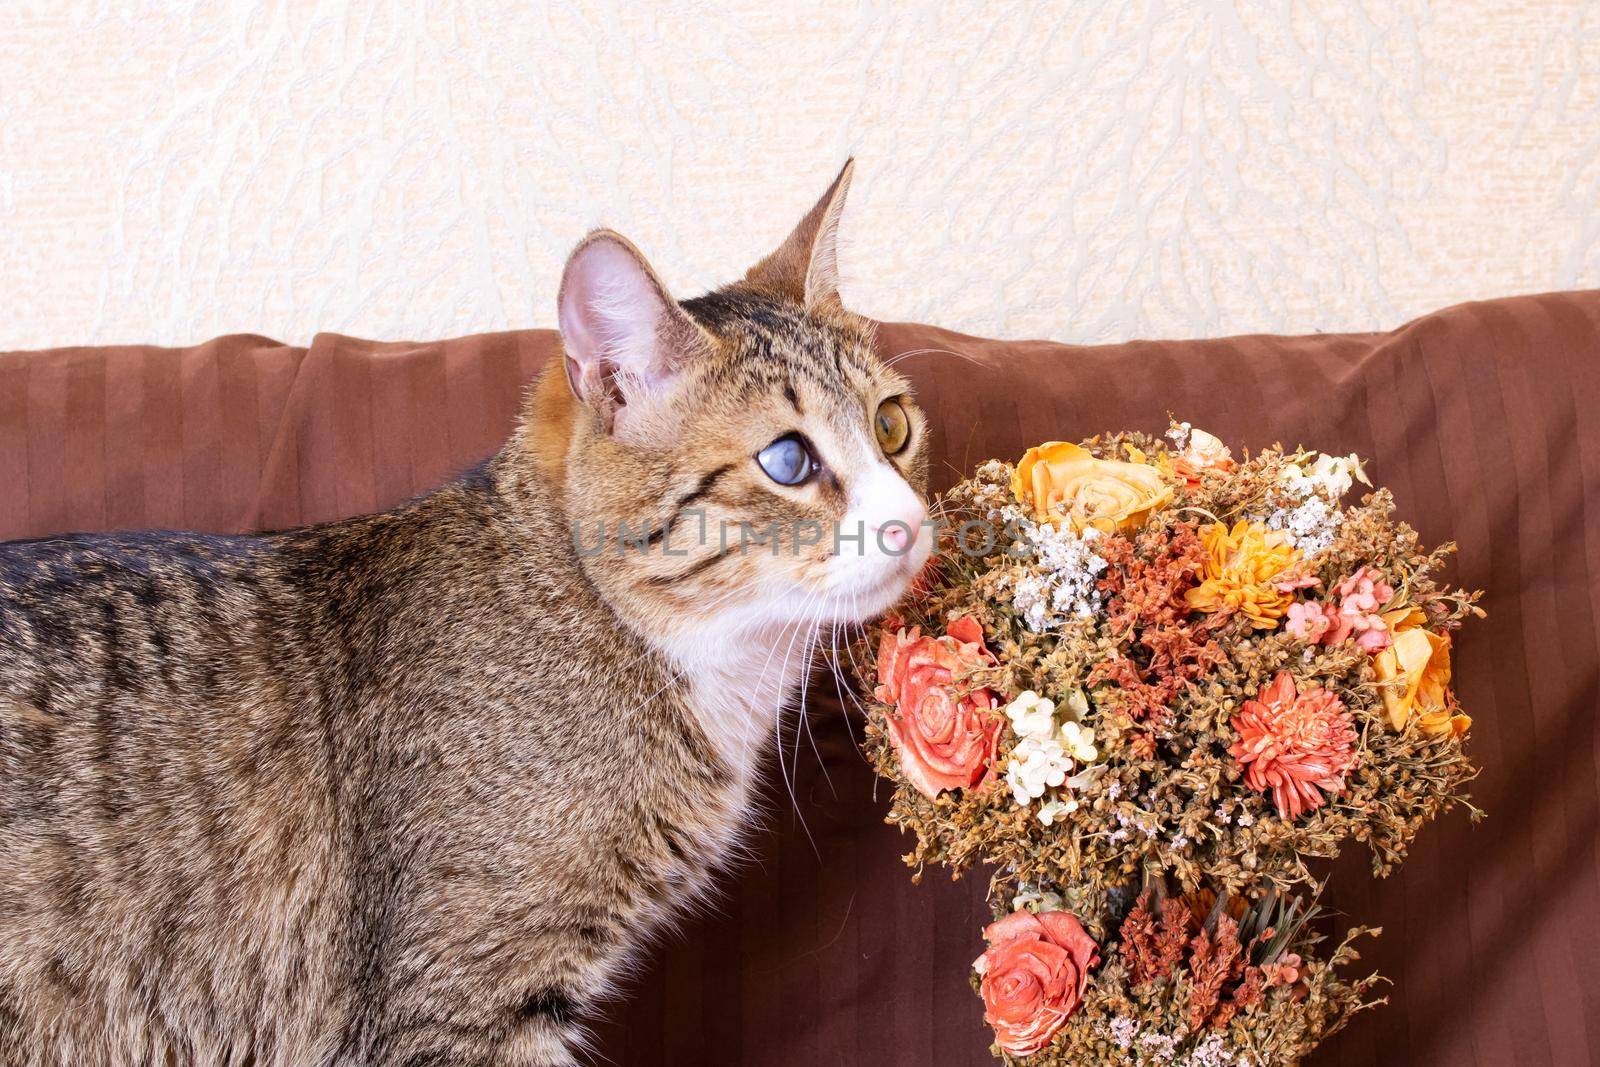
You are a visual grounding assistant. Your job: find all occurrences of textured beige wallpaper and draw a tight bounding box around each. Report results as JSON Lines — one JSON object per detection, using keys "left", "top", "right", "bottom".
{"left": 1, "top": 1, "right": 1596, "bottom": 350}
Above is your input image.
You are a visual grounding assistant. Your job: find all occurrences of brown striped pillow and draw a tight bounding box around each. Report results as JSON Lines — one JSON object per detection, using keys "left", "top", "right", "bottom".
{"left": 1, "top": 290, "right": 1595, "bottom": 1066}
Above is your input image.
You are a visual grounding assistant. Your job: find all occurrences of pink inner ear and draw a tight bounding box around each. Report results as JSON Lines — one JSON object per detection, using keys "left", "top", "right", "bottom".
{"left": 558, "top": 238, "right": 674, "bottom": 404}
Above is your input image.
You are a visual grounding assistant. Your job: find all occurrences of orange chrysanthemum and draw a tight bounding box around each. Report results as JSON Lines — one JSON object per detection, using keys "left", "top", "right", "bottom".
{"left": 1184, "top": 521, "right": 1308, "bottom": 629}
{"left": 1229, "top": 672, "right": 1357, "bottom": 821}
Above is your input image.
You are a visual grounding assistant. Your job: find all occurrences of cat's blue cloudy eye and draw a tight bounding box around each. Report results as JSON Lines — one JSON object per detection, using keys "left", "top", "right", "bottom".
{"left": 756, "top": 434, "right": 814, "bottom": 485}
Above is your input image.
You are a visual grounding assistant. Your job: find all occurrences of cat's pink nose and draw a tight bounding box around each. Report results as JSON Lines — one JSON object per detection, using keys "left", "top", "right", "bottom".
{"left": 872, "top": 507, "right": 925, "bottom": 555}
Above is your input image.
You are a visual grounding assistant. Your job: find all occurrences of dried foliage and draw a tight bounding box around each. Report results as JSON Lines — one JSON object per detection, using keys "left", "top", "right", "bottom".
{"left": 857, "top": 427, "right": 1484, "bottom": 1064}
{"left": 993, "top": 885, "right": 1386, "bottom": 1067}
{"left": 859, "top": 440, "right": 1482, "bottom": 907}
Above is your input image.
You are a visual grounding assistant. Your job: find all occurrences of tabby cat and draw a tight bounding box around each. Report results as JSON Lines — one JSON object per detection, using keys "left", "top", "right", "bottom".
{"left": 0, "top": 162, "right": 931, "bottom": 1066}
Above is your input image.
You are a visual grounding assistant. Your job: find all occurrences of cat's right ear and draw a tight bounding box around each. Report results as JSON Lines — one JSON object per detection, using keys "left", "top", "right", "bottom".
{"left": 557, "top": 230, "right": 710, "bottom": 437}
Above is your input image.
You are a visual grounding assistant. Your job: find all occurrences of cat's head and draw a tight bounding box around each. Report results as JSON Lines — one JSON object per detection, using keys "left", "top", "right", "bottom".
{"left": 532, "top": 162, "right": 931, "bottom": 652}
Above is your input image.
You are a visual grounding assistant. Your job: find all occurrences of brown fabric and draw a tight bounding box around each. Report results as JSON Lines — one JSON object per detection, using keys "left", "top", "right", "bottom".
{"left": 242, "top": 330, "right": 557, "bottom": 531}
{"left": 0, "top": 336, "right": 304, "bottom": 540}
{"left": 2, "top": 291, "right": 1597, "bottom": 1065}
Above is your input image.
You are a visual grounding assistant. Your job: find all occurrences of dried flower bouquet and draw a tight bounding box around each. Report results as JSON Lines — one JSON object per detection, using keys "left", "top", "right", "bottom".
{"left": 860, "top": 423, "right": 1483, "bottom": 1064}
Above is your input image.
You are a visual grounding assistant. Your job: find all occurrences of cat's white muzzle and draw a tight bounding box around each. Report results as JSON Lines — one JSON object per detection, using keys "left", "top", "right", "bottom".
{"left": 820, "top": 462, "right": 931, "bottom": 622}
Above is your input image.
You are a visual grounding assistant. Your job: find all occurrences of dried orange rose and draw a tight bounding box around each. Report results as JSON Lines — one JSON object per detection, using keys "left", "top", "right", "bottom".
{"left": 1375, "top": 625, "right": 1469, "bottom": 737}
{"left": 973, "top": 909, "right": 1100, "bottom": 1057}
{"left": 1011, "top": 441, "right": 1172, "bottom": 534}
{"left": 874, "top": 616, "right": 1005, "bottom": 798}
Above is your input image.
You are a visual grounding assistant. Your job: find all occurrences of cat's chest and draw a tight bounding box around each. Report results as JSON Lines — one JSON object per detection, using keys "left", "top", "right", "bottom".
{"left": 575, "top": 658, "right": 793, "bottom": 918}
{"left": 536, "top": 623, "right": 815, "bottom": 905}
{"left": 676, "top": 630, "right": 813, "bottom": 790}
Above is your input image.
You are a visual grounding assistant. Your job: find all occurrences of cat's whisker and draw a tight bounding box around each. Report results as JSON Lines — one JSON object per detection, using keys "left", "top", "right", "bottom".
{"left": 838, "top": 588, "right": 872, "bottom": 698}
{"left": 838, "top": 607, "right": 864, "bottom": 700}
{"left": 784, "top": 583, "right": 833, "bottom": 773}
{"left": 839, "top": 586, "right": 891, "bottom": 804}
{"left": 804, "top": 591, "right": 856, "bottom": 796}
{"left": 780, "top": 585, "right": 832, "bottom": 758}
{"left": 882, "top": 346, "right": 983, "bottom": 370}
{"left": 621, "top": 666, "right": 691, "bottom": 722}
{"left": 829, "top": 614, "right": 872, "bottom": 728}
{"left": 764, "top": 585, "right": 827, "bottom": 858}
{"left": 793, "top": 608, "right": 834, "bottom": 802}
{"left": 746, "top": 584, "right": 820, "bottom": 791}
{"left": 826, "top": 592, "right": 877, "bottom": 769}
{"left": 825, "top": 586, "right": 878, "bottom": 770}
{"left": 822, "top": 614, "right": 867, "bottom": 756}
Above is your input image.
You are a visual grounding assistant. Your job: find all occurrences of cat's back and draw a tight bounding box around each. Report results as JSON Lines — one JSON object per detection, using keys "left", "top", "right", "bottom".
{"left": 0, "top": 471, "right": 669, "bottom": 1065}
{"left": 0, "top": 527, "right": 282, "bottom": 705}
{"left": 0, "top": 525, "right": 303, "bottom": 831}
{"left": 0, "top": 525, "right": 353, "bottom": 1065}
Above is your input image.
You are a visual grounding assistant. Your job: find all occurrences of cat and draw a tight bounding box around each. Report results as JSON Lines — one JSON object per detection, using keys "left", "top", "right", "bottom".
{"left": 0, "top": 161, "right": 932, "bottom": 1067}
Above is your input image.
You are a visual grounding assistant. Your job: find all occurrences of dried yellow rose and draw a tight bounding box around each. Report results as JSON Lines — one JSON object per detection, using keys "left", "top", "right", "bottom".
{"left": 1011, "top": 441, "right": 1171, "bottom": 535}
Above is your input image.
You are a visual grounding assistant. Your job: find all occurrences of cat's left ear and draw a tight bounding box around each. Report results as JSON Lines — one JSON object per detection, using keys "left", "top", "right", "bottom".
{"left": 557, "top": 230, "right": 712, "bottom": 438}
{"left": 743, "top": 158, "right": 854, "bottom": 310}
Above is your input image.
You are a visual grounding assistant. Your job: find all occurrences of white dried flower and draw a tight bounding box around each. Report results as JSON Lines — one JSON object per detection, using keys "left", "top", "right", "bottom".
{"left": 1037, "top": 796, "right": 1079, "bottom": 826}
{"left": 1139, "top": 1030, "right": 1179, "bottom": 1062}
{"left": 1179, "top": 1032, "right": 1249, "bottom": 1067}
{"left": 975, "top": 458, "right": 1010, "bottom": 482}
{"left": 1264, "top": 495, "right": 1344, "bottom": 557}
{"left": 1011, "top": 886, "right": 1066, "bottom": 914}
{"left": 1004, "top": 690, "right": 1057, "bottom": 741}
{"left": 1007, "top": 517, "right": 1107, "bottom": 630}
{"left": 1280, "top": 451, "right": 1370, "bottom": 500}
{"left": 1006, "top": 736, "right": 1074, "bottom": 805}
{"left": 1059, "top": 720, "right": 1098, "bottom": 763}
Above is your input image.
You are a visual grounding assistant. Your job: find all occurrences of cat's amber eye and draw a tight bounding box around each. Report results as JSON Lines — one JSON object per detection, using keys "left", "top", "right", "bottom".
{"left": 874, "top": 399, "right": 910, "bottom": 455}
